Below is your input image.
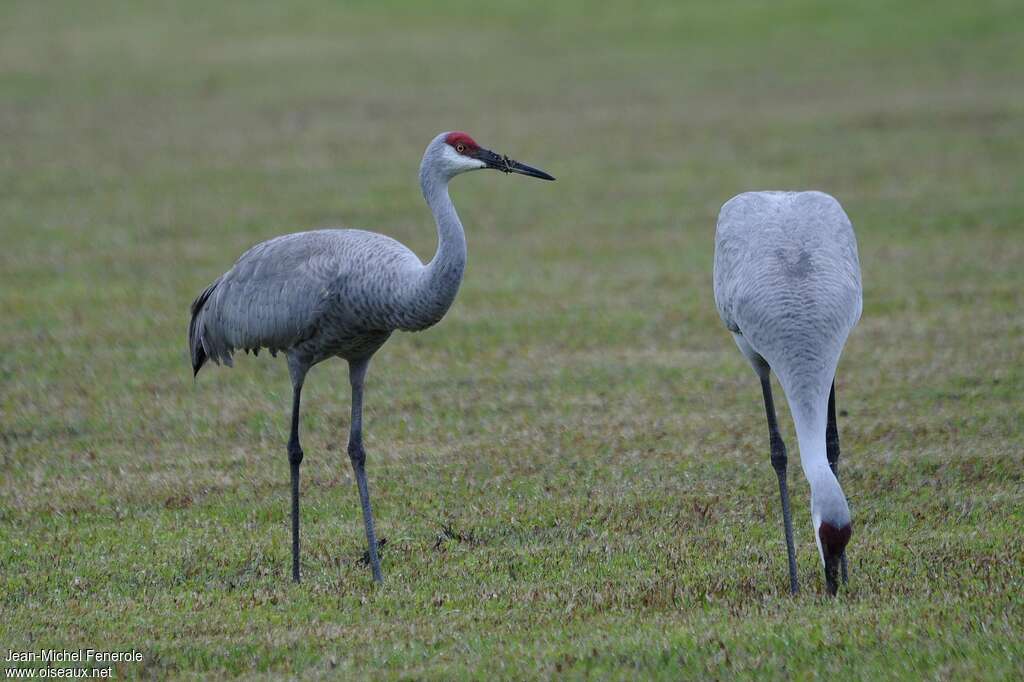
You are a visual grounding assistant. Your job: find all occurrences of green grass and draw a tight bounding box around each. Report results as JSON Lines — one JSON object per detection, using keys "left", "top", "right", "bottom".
{"left": 2, "top": 0, "right": 1023, "bottom": 678}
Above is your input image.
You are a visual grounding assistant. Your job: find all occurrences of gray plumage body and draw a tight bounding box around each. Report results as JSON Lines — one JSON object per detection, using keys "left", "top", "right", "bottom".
{"left": 190, "top": 228, "right": 451, "bottom": 369}
{"left": 714, "top": 190, "right": 862, "bottom": 592}
{"left": 187, "top": 131, "right": 553, "bottom": 583}
{"left": 715, "top": 191, "right": 861, "bottom": 422}
{"left": 189, "top": 140, "right": 469, "bottom": 374}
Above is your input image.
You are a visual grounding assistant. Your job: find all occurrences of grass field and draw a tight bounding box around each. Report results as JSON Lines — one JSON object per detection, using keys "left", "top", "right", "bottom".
{"left": 2, "top": 0, "right": 1023, "bottom": 678}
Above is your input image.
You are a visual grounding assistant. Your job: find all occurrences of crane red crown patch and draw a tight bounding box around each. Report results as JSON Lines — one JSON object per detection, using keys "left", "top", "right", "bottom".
{"left": 818, "top": 521, "right": 852, "bottom": 555}
{"left": 445, "top": 131, "right": 479, "bottom": 153}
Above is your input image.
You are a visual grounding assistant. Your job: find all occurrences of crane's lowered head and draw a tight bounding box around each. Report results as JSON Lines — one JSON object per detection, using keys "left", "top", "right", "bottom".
{"left": 812, "top": 476, "right": 852, "bottom": 596}
{"left": 422, "top": 131, "right": 555, "bottom": 182}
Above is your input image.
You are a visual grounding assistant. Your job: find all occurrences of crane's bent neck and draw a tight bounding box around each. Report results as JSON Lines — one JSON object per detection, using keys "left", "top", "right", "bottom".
{"left": 790, "top": 399, "right": 832, "bottom": 491}
{"left": 403, "top": 166, "right": 467, "bottom": 331}
{"left": 787, "top": 389, "right": 850, "bottom": 531}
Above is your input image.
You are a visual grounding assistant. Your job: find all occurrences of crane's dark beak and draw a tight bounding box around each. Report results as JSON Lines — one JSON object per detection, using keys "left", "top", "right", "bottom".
{"left": 824, "top": 554, "right": 841, "bottom": 596}
{"left": 476, "top": 148, "right": 555, "bottom": 181}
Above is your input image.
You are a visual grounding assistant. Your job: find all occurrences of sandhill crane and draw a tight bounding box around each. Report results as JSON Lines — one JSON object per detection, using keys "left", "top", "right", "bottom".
{"left": 188, "top": 132, "right": 554, "bottom": 583}
{"left": 713, "top": 191, "right": 861, "bottom": 596}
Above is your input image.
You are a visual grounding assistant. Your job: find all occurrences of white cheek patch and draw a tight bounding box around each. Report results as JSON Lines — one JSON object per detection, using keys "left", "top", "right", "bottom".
{"left": 442, "top": 145, "right": 486, "bottom": 172}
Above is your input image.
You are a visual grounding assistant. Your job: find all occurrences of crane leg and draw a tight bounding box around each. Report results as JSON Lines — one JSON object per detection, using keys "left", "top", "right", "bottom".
{"left": 826, "top": 379, "right": 849, "bottom": 584}
{"left": 348, "top": 358, "right": 383, "bottom": 583}
{"left": 287, "top": 378, "right": 305, "bottom": 583}
{"left": 761, "top": 374, "right": 799, "bottom": 595}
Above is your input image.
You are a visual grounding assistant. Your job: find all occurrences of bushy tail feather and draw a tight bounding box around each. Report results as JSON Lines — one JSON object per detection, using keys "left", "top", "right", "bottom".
{"left": 188, "top": 279, "right": 219, "bottom": 377}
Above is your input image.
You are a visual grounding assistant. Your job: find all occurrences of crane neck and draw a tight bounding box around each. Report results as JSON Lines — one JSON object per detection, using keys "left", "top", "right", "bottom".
{"left": 788, "top": 390, "right": 850, "bottom": 530}
{"left": 403, "top": 165, "right": 467, "bottom": 331}
{"left": 791, "top": 400, "right": 832, "bottom": 490}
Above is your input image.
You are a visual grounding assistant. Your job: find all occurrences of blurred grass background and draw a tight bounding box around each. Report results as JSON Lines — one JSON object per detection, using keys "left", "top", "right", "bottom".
{"left": 2, "top": 0, "right": 1022, "bottom": 678}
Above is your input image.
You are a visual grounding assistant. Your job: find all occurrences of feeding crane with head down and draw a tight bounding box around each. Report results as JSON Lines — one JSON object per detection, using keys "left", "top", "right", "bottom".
{"left": 188, "top": 131, "right": 554, "bottom": 583}
{"left": 713, "top": 190, "right": 861, "bottom": 596}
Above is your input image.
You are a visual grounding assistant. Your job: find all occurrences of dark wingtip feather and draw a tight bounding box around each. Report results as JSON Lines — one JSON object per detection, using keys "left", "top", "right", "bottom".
{"left": 192, "top": 345, "right": 206, "bottom": 377}
{"left": 188, "top": 279, "right": 219, "bottom": 378}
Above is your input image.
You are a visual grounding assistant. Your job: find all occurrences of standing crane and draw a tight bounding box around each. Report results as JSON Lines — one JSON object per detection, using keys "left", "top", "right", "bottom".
{"left": 188, "top": 132, "right": 554, "bottom": 583}
{"left": 713, "top": 191, "right": 861, "bottom": 596}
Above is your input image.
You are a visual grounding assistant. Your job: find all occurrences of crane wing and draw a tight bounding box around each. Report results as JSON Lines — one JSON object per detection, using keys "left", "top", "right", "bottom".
{"left": 713, "top": 191, "right": 862, "bottom": 337}
{"left": 190, "top": 232, "right": 342, "bottom": 370}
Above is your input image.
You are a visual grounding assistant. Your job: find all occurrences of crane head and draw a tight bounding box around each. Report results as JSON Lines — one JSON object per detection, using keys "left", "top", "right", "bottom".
{"left": 430, "top": 131, "right": 555, "bottom": 181}
{"left": 818, "top": 521, "right": 851, "bottom": 596}
{"left": 810, "top": 468, "right": 852, "bottom": 596}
